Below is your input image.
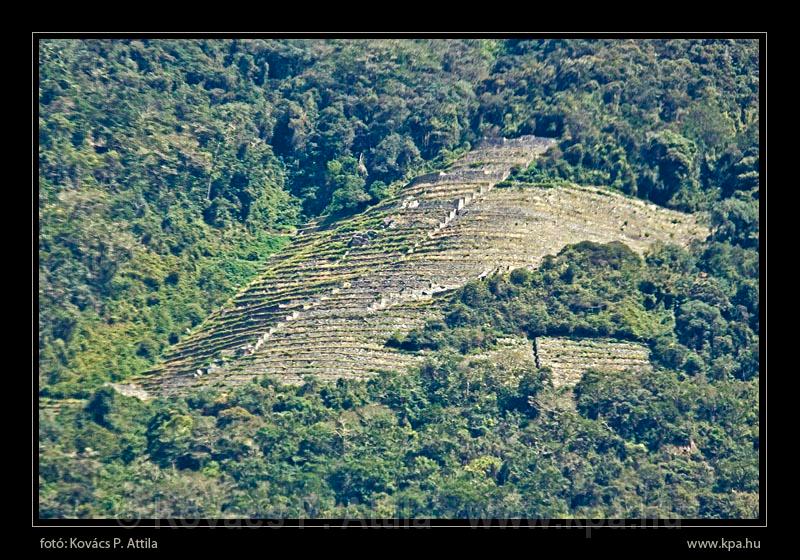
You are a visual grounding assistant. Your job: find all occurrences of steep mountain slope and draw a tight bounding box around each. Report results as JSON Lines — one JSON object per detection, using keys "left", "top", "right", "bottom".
{"left": 133, "top": 137, "right": 707, "bottom": 395}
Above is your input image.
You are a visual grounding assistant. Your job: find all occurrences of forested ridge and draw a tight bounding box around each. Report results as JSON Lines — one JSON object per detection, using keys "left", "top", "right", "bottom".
{"left": 38, "top": 38, "right": 760, "bottom": 518}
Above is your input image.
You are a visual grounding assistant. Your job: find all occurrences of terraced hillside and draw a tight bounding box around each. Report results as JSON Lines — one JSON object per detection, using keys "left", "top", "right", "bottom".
{"left": 535, "top": 337, "right": 652, "bottom": 389}
{"left": 455, "top": 335, "right": 652, "bottom": 392}
{"left": 133, "top": 136, "right": 706, "bottom": 396}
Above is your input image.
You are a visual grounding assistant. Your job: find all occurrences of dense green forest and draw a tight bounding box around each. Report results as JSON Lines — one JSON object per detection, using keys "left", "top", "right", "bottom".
{"left": 38, "top": 38, "right": 760, "bottom": 518}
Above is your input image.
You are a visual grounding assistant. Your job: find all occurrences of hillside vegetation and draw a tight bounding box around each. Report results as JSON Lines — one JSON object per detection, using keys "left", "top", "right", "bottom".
{"left": 38, "top": 38, "right": 760, "bottom": 519}
{"left": 135, "top": 139, "right": 705, "bottom": 394}
{"left": 40, "top": 236, "right": 759, "bottom": 518}
{"left": 39, "top": 38, "right": 759, "bottom": 397}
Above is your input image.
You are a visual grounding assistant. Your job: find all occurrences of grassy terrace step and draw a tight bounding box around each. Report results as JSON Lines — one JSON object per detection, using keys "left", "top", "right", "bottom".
{"left": 249, "top": 353, "right": 415, "bottom": 367}
{"left": 250, "top": 348, "right": 412, "bottom": 361}
{"left": 276, "top": 314, "right": 432, "bottom": 329}
{"left": 216, "top": 368, "right": 407, "bottom": 385}
{"left": 229, "top": 354, "right": 419, "bottom": 373}
{"left": 264, "top": 336, "right": 415, "bottom": 349}
{"left": 244, "top": 277, "right": 349, "bottom": 296}
{"left": 256, "top": 342, "right": 412, "bottom": 354}
{"left": 403, "top": 182, "right": 492, "bottom": 198}
{"left": 260, "top": 339, "right": 405, "bottom": 351}
{"left": 228, "top": 278, "right": 350, "bottom": 301}
{"left": 245, "top": 363, "right": 420, "bottom": 379}
{"left": 273, "top": 312, "right": 428, "bottom": 326}
{"left": 128, "top": 135, "right": 707, "bottom": 396}
{"left": 39, "top": 398, "right": 87, "bottom": 412}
